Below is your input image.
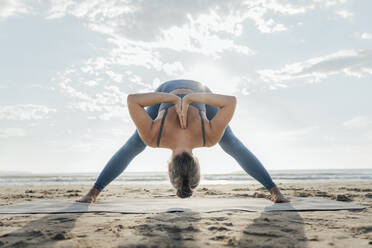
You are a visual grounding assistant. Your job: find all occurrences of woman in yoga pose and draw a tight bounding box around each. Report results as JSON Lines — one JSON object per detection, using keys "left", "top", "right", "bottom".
{"left": 78, "top": 79, "right": 289, "bottom": 203}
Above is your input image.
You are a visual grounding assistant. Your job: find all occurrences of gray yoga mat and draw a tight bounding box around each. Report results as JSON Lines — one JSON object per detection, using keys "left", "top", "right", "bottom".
{"left": 0, "top": 197, "right": 365, "bottom": 214}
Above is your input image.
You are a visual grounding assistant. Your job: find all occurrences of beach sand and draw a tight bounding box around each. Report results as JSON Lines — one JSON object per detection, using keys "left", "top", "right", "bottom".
{"left": 0, "top": 181, "right": 371, "bottom": 247}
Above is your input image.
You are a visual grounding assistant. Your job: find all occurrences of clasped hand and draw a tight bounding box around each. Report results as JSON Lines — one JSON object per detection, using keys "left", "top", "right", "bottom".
{"left": 173, "top": 95, "right": 190, "bottom": 129}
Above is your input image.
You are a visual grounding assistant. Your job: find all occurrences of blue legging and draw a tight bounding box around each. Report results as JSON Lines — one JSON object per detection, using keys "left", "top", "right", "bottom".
{"left": 93, "top": 80, "right": 276, "bottom": 191}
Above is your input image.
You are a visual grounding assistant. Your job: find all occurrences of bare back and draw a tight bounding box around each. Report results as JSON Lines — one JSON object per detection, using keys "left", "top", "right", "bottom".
{"left": 151, "top": 88, "right": 210, "bottom": 149}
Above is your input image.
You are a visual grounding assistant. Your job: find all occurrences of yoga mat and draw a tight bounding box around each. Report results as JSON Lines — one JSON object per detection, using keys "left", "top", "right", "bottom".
{"left": 0, "top": 197, "right": 365, "bottom": 214}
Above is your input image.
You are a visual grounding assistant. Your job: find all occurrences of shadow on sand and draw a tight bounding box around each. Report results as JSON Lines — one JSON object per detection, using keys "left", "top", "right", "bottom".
{"left": 0, "top": 203, "right": 88, "bottom": 248}
{"left": 120, "top": 202, "right": 307, "bottom": 248}
{"left": 238, "top": 203, "right": 307, "bottom": 248}
{"left": 126, "top": 210, "right": 202, "bottom": 248}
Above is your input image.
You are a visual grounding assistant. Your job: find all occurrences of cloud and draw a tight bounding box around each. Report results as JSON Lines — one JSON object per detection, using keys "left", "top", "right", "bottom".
{"left": 45, "top": 0, "right": 304, "bottom": 38}
{"left": 0, "top": 104, "right": 56, "bottom": 120}
{"left": 335, "top": 9, "right": 353, "bottom": 18}
{"left": 44, "top": 0, "right": 352, "bottom": 100}
{"left": 361, "top": 32, "right": 372, "bottom": 40}
{"left": 180, "top": 62, "right": 245, "bottom": 94}
{"left": 105, "top": 70, "right": 123, "bottom": 83}
{"left": 343, "top": 116, "right": 372, "bottom": 129}
{"left": 45, "top": 0, "right": 254, "bottom": 59}
{"left": 45, "top": 0, "right": 329, "bottom": 76}
{"left": 59, "top": 81, "right": 90, "bottom": 100}
{"left": 57, "top": 70, "right": 129, "bottom": 121}
{"left": 313, "top": 0, "right": 348, "bottom": 8}
{"left": 258, "top": 49, "right": 372, "bottom": 84}
{"left": 84, "top": 80, "right": 98, "bottom": 87}
{"left": 162, "top": 61, "right": 185, "bottom": 76}
{"left": 0, "top": 0, "right": 32, "bottom": 19}
{"left": 0, "top": 128, "right": 26, "bottom": 138}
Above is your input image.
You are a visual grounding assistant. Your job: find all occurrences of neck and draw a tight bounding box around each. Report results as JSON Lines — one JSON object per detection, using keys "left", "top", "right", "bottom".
{"left": 172, "top": 146, "right": 193, "bottom": 157}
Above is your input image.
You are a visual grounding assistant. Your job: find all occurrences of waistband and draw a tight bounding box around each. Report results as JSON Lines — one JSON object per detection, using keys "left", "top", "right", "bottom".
{"left": 155, "top": 79, "right": 211, "bottom": 94}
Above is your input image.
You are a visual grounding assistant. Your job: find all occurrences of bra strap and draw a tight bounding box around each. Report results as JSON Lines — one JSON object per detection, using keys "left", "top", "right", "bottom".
{"left": 199, "top": 110, "right": 206, "bottom": 146}
{"left": 157, "top": 108, "right": 168, "bottom": 147}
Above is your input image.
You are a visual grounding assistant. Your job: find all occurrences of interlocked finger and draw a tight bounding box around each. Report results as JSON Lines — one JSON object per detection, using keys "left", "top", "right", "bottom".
{"left": 174, "top": 96, "right": 185, "bottom": 128}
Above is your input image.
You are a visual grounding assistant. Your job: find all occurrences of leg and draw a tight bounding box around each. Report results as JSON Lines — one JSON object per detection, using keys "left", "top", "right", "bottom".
{"left": 205, "top": 104, "right": 289, "bottom": 202}
{"left": 93, "top": 103, "right": 160, "bottom": 191}
{"left": 77, "top": 103, "right": 160, "bottom": 203}
{"left": 219, "top": 126, "right": 276, "bottom": 190}
{"left": 205, "top": 104, "right": 276, "bottom": 190}
{"left": 92, "top": 131, "right": 146, "bottom": 191}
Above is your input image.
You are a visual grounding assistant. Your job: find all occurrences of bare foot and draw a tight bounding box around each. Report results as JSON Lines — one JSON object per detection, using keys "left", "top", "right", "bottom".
{"left": 269, "top": 186, "right": 290, "bottom": 203}
{"left": 76, "top": 188, "right": 100, "bottom": 203}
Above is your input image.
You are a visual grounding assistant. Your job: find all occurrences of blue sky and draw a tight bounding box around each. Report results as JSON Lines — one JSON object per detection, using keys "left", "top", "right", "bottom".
{"left": 0, "top": 0, "right": 371, "bottom": 174}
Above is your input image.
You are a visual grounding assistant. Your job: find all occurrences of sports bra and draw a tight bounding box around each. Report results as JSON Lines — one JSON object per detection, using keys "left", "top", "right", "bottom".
{"left": 157, "top": 93, "right": 206, "bottom": 147}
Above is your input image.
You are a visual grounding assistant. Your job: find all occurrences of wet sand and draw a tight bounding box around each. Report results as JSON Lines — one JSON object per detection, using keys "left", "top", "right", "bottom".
{"left": 0, "top": 181, "right": 371, "bottom": 247}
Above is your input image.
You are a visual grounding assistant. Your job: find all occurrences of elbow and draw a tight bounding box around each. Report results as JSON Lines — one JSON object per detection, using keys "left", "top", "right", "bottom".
{"left": 230, "top": 96, "right": 237, "bottom": 107}
{"left": 229, "top": 96, "right": 237, "bottom": 113}
{"left": 127, "top": 94, "right": 135, "bottom": 105}
{"left": 220, "top": 95, "right": 236, "bottom": 109}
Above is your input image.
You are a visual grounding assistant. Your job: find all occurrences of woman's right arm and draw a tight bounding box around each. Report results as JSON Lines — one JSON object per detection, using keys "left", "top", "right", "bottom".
{"left": 127, "top": 92, "right": 182, "bottom": 145}
{"left": 182, "top": 93, "right": 236, "bottom": 143}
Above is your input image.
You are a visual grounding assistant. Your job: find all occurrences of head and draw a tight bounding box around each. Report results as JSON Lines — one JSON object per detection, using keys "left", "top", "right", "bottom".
{"left": 168, "top": 151, "right": 200, "bottom": 198}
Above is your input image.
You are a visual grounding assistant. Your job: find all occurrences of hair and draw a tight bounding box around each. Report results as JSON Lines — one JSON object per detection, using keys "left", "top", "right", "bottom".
{"left": 168, "top": 152, "right": 200, "bottom": 198}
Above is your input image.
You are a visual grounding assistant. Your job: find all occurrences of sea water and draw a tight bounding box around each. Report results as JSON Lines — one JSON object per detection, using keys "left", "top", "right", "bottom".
{"left": 0, "top": 169, "right": 371, "bottom": 186}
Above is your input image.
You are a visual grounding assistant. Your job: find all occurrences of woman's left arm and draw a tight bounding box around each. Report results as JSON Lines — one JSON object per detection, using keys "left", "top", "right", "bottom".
{"left": 182, "top": 93, "right": 236, "bottom": 129}
{"left": 182, "top": 93, "right": 236, "bottom": 145}
{"left": 127, "top": 93, "right": 181, "bottom": 145}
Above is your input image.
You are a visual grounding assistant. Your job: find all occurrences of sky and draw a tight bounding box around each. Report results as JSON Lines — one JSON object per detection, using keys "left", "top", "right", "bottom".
{"left": 0, "top": 0, "right": 371, "bottom": 174}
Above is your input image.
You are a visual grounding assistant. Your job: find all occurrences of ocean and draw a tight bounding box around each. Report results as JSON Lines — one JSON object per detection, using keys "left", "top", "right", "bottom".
{"left": 0, "top": 169, "right": 371, "bottom": 186}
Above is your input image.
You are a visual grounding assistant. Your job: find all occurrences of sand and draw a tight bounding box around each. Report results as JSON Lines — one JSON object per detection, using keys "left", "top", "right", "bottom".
{"left": 0, "top": 181, "right": 371, "bottom": 248}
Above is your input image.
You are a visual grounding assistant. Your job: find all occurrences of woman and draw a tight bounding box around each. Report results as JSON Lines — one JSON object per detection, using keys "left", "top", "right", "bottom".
{"left": 78, "top": 79, "right": 289, "bottom": 203}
